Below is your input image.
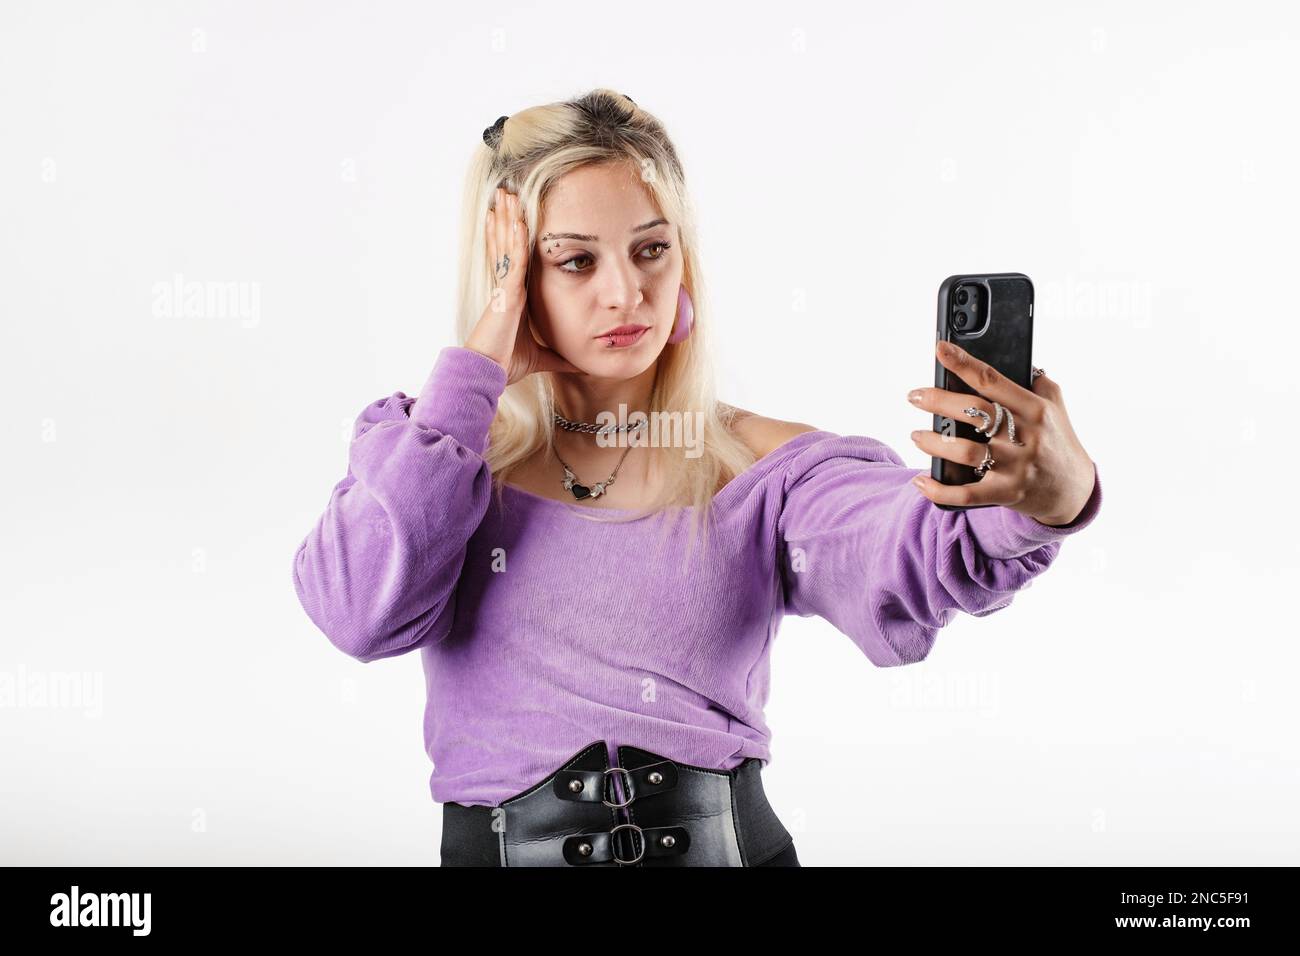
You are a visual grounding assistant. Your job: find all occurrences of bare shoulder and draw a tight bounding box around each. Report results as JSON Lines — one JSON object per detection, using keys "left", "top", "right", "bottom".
{"left": 724, "top": 405, "right": 820, "bottom": 461}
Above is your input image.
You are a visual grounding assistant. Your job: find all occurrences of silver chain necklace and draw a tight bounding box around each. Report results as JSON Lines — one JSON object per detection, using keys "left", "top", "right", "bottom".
{"left": 552, "top": 411, "right": 645, "bottom": 501}
{"left": 552, "top": 412, "right": 648, "bottom": 436}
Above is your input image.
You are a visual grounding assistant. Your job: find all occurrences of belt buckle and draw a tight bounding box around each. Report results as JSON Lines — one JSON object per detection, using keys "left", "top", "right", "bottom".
{"left": 601, "top": 766, "right": 635, "bottom": 808}
{"left": 608, "top": 822, "right": 645, "bottom": 865}
{"left": 603, "top": 766, "right": 642, "bottom": 864}
{"left": 560, "top": 751, "right": 692, "bottom": 866}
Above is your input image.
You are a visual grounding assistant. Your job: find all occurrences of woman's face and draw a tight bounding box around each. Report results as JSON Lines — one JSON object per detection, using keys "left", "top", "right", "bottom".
{"left": 526, "top": 161, "right": 683, "bottom": 377}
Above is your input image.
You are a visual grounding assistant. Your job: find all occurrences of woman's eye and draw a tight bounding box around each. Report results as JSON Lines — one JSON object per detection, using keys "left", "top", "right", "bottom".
{"left": 557, "top": 241, "right": 671, "bottom": 274}
{"left": 557, "top": 254, "right": 593, "bottom": 273}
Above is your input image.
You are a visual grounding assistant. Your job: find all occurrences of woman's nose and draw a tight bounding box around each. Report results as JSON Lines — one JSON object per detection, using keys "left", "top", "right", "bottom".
{"left": 597, "top": 258, "right": 643, "bottom": 309}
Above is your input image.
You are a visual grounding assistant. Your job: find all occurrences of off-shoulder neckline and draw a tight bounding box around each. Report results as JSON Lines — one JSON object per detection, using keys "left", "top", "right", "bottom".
{"left": 498, "top": 428, "right": 836, "bottom": 516}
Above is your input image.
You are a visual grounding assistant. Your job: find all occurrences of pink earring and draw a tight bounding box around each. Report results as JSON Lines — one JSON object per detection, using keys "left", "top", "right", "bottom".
{"left": 668, "top": 285, "right": 694, "bottom": 343}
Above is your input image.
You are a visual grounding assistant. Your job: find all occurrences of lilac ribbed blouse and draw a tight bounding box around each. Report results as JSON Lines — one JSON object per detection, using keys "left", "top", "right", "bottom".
{"left": 293, "top": 346, "right": 1103, "bottom": 806}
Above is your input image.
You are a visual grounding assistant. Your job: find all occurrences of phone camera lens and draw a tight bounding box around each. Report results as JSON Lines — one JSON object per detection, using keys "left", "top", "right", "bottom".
{"left": 956, "top": 289, "right": 969, "bottom": 305}
{"left": 954, "top": 311, "right": 968, "bottom": 328}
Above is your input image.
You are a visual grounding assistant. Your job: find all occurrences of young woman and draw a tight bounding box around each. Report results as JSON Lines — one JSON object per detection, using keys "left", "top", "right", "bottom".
{"left": 292, "top": 89, "right": 1103, "bottom": 867}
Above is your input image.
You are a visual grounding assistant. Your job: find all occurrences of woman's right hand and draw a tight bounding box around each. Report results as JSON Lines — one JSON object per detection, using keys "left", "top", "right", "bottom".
{"left": 465, "top": 186, "right": 584, "bottom": 386}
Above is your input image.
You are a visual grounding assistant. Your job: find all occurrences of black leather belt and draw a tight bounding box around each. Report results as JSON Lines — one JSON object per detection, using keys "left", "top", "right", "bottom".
{"left": 439, "top": 740, "right": 797, "bottom": 867}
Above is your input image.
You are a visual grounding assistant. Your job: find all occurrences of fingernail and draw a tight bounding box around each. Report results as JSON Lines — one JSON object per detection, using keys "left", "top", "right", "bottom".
{"left": 908, "top": 389, "right": 923, "bottom": 404}
{"left": 910, "top": 429, "right": 921, "bottom": 440}
{"left": 911, "top": 475, "right": 926, "bottom": 490}
{"left": 938, "top": 340, "right": 954, "bottom": 356}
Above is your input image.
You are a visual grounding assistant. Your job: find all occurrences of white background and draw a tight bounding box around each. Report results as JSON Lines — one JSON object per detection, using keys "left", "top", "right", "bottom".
{"left": 2, "top": 0, "right": 1296, "bottom": 866}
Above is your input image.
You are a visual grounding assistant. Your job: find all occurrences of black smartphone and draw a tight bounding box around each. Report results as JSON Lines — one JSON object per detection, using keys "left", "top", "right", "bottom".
{"left": 931, "top": 272, "right": 1035, "bottom": 511}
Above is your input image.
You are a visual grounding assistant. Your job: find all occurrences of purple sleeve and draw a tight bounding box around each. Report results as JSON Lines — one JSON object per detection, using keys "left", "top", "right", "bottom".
{"left": 776, "top": 433, "right": 1102, "bottom": 667}
{"left": 292, "top": 346, "right": 507, "bottom": 663}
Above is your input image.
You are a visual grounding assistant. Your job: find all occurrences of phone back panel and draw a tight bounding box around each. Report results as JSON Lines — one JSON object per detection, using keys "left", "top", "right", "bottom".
{"left": 931, "top": 273, "right": 1034, "bottom": 510}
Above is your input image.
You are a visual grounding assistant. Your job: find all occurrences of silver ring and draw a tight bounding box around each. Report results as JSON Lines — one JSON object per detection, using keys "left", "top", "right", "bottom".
{"left": 1031, "top": 366, "right": 1044, "bottom": 381}
{"left": 993, "top": 401, "right": 1026, "bottom": 446}
{"left": 964, "top": 401, "right": 1026, "bottom": 447}
{"left": 974, "top": 444, "right": 995, "bottom": 476}
{"left": 963, "top": 406, "right": 991, "bottom": 433}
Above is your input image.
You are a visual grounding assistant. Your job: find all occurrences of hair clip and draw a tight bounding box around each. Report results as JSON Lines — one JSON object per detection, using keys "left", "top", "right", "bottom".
{"left": 482, "top": 115, "right": 508, "bottom": 149}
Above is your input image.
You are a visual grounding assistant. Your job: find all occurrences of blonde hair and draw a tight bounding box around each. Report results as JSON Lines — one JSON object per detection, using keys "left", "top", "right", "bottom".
{"left": 453, "top": 88, "right": 756, "bottom": 556}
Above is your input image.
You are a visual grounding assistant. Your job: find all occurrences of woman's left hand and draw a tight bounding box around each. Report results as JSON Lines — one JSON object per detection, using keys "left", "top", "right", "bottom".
{"left": 906, "top": 339, "right": 1096, "bottom": 527}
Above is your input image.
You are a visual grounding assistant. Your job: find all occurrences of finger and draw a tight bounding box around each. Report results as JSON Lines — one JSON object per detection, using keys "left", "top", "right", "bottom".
{"left": 915, "top": 391, "right": 1036, "bottom": 446}
{"left": 507, "top": 194, "right": 528, "bottom": 291}
{"left": 493, "top": 188, "right": 509, "bottom": 282}
{"left": 909, "top": 387, "right": 998, "bottom": 437}
{"left": 1031, "top": 367, "right": 1063, "bottom": 404}
{"left": 909, "top": 429, "right": 1019, "bottom": 470}
{"left": 936, "top": 340, "right": 1042, "bottom": 416}
{"left": 911, "top": 468, "right": 1015, "bottom": 508}
{"left": 485, "top": 210, "right": 498, "bottom": 288}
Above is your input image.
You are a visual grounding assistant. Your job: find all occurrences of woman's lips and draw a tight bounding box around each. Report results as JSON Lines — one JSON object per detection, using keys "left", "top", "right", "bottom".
{"left": 599, "top": 327, "right": 649, "bottom": 348}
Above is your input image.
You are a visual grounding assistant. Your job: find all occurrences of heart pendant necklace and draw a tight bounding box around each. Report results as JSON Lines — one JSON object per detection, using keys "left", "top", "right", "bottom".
{"left": 552, "top": 409, "right": 643, "bottom": 501}
{"left": 556, "top": 443, "right": 635, "bottom": 500}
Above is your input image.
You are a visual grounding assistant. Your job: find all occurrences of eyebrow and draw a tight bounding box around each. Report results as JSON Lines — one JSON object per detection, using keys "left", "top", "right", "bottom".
{"left": 540, "top": 219, "right": 669, "bottom": 242}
